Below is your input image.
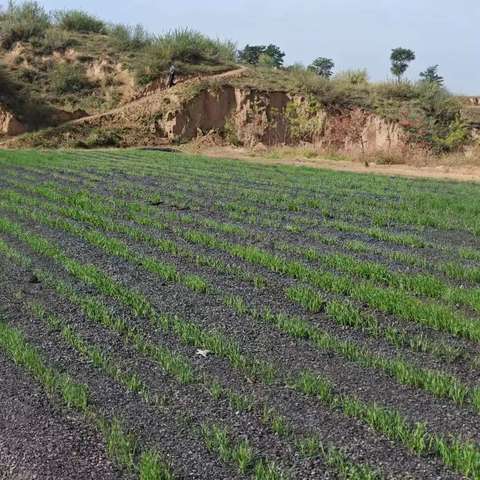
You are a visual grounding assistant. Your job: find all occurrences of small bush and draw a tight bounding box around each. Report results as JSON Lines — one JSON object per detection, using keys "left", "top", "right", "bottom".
{"left": 223, "top": 117, "right": 241, "bottom": 146}
{"left": 84, "top": 129, "right": 120, "bottom": 148}
{"left": 285, "top": 95, "right": 326, "bottom": 142}
{"left": 433, "top": 117, "right": 470, "bottom": 152}
{"left": 0, "top": 62, "right": 17, "bottom": 95}
{"left": 285, "top": 63, "right": 306, "bottom": 72}
{"left": 334, "top": 69, "right": 369, "bottom": 86}
{"left": 373, "top": 80, "right": 420, "bottom": 104}
{"left": 17, "top": 66, "right": 39, "bottom": 82}
{"left": 368, "top": 150, "right": 407, "bottom": 165}
{"left": 0, "top": 1, "right": 51, "bottom": 48}
{"left": 287, "top": 68, "right": 332, "bottom": 96}
{"left": 257, "top": 53, "right": 277, "bottom": 68}
{"left": 42, "top": 27, "right": 78, "bottom": 52}
{"left": 49, "top": 63, "right": 91, "bottom": 94}
{"left": 54, "top": 10, "right": 105, "bottom": 34}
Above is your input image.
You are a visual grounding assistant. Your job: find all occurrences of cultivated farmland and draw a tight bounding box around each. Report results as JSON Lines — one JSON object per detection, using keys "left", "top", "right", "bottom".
{"left": 1, "top": 149, "right": 480, "bottom": 479}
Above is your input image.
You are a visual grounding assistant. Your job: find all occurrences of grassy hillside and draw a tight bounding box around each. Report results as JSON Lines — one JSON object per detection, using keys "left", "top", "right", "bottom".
{"left": 0, "top": 1, "right": 474, "bottom": 155}
{"left": 0, "top": 2, "right": 237, "bottom": 123}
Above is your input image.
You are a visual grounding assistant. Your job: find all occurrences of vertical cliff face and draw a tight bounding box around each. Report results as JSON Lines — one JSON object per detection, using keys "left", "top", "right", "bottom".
{"left": 163, "top": 87, "right": 237, "bottom": 139}
{"left": 318, "top": 108, "right": 405, "bottom": 154}
{"left": 158, "top": 86, "right": 407, "bottom": 153}
{"left": 160, "top": 86, "right": 292, "bottom": 145}
{"left": 11, "top": 80, "right": 409, "bottom": 151}
{"left": 0, "top": 104, "right": 26, "bottom": 136}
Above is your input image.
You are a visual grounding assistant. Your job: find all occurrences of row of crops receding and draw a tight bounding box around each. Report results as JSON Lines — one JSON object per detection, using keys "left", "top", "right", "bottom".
{"left": 1, "top": 149, "right": 480, "bottom": 480}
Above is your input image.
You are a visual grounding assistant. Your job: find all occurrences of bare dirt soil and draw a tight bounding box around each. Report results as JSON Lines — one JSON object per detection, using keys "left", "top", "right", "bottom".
{"left": 185, "top": 145, "right": 480, "bottom": 183}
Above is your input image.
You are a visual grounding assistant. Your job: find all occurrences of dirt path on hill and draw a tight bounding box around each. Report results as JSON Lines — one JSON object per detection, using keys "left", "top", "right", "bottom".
{"left": 69, "top": 66, "right": 249, "bottom": 127}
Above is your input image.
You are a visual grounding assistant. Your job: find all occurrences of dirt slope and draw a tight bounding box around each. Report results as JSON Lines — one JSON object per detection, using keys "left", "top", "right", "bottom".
{"left": 2, "top": 59, "right": 476, "bottom": 161}
{"left": 7, "top": 64, "right": 411, "bottom": 156}
{"left": 79, "top": 67, "right": 246, "bottom": 120}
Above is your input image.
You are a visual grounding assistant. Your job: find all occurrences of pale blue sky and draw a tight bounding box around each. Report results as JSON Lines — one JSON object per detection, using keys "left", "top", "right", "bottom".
{"left": 40, "top": 0, "right": 479, "bottom": 94}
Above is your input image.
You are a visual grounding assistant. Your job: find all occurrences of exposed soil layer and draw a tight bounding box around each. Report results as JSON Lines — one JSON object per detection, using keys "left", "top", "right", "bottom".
{"left": 2, "top": 67, "right": 417, "bottom": 157}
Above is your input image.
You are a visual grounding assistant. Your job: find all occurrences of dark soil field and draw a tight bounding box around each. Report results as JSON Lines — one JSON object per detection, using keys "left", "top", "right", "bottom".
{"left": 1, "top": 149, "right": 480, "bottom": 480}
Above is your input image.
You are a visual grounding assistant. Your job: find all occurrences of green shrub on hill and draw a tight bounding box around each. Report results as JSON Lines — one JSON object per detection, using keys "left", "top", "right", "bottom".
{"left": 41, "top": 27, "right": 78, "bottom": 52}
{"left": 49, "top": 63, "right": 91, "bottom": 94}
{"left": 84, "top": 128, "right": 120, "bottom": 147}
{"left": 0, "top": 1, "right": 51, "bottom": 48}
{"left": 108, "top": 23, "right": 152, "bottom": 50}
{"left": 54, "top": 10, "right": 106, "bottom": 34}
{"left": 334, "top": 69, "right": 369, "bottom": 86}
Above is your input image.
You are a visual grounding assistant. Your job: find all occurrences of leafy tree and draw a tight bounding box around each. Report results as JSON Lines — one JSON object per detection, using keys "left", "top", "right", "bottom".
{"left": 238, "top": 44, "right": 285, "bottom": 67}
{"left": 390, "top": 47, "right": 415, "bottom": 81}
{"left": 308, "top": 57, "right": 335, "bottom": 78}
{"left": 258, "top": 53, "right": 277, "bottom": 68}
{"left": 419, "top": 65, "right": 444, "bottom": 86}
{"left": 263, "top": 44, "right": 285, "bottom": 67}
{"left": 238, "top": 45, "right": 263, "bottom": 65}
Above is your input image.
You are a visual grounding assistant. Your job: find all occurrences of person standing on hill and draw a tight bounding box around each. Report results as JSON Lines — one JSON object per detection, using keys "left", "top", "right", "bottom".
{"left": 167, "top": 64, "right": 177, "bottom": 88}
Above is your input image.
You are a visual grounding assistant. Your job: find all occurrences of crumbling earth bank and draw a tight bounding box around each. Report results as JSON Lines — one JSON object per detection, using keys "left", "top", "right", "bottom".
{"left": 156, "top": 86, "right": 407, "bottom": 153}
{"left": 0, "top": 104, "right": 26, "bottom": 136}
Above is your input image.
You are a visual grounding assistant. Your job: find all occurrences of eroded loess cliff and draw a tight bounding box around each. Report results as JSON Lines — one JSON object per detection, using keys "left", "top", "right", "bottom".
{"left": 0, "top": 104, "right": 26, "bottom": 136}
{"left": 153, "top": 86, "right": 407, "bottom": 154}
{"left": 5, "top": 78, "right": 410, "bottom": 153}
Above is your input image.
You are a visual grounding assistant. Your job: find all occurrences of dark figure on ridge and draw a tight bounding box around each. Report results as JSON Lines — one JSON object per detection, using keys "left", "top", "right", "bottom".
{"left": 167, "top": 64, "right": 177, "bottom": 88}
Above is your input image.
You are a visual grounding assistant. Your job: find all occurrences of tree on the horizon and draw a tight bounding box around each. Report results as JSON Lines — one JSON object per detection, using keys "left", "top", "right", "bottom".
{"left": 390, "top": 47, "right": 415, "bottom": 81}
{"left": 238, "top": 45, "right": 262, "bottom": 64}
{"left": 258, "top": 53, "right": 277, "bottom": 68}
{"left": 263, "top": 44, "right": 285, "bottom": 67}
{"left": 308, "top": 57, "right": 335, "bottom": 77}
{"left": 238, "top": 44, "right": 285, "bottom": 67}
{"left": 419, "top": 65, "right": 444, "bottom": 86}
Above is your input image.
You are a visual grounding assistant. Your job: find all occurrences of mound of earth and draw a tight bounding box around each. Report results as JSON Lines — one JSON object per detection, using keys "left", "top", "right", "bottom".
{"left": 5, "top": 67, "right": 410, "bottom": 159}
